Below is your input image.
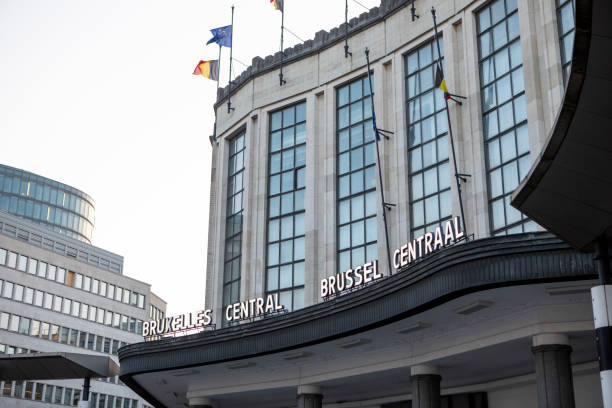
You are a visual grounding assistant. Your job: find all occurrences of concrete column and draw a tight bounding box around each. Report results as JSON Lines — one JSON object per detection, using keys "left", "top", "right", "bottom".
{"left": 189, "top": 397, "right": 214, "bottom": 408}
{"left": 410, "top": 365, "right": 441, "bottom": 408}
{"left": 531, "top": 333, "right": 575, "bottom": 408}
{"left": 297, "top": 385, "right": 323, "bottom": 408}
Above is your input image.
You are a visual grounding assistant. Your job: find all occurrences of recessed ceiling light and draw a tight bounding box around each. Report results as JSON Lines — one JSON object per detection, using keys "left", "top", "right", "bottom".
{"left": 282, "top": 351, "right": 312, "bottom": 360}
{"left": 226, "top": 361, "right": 256, "bottom": 369}
{"left": 338, "top": 338, "right": 371, "bottom": 349}
{"left": 546, "top": 285, "right": 593, "bottom": 295}
{"left": 454, "top": 300, "right": 493, "bottom": 315}
{"left": 396, "top": 322, "right": 431, "bottom": 334}
{"left": 171, "top": 369, "right": 199, "bottom": 377}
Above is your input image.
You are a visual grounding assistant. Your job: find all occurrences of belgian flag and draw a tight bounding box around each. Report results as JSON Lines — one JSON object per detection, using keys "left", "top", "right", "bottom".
{"left": 270, "top": 0, "right": 283, "bottom": 12}
{"left": 435, "top": 65, "right": 450, "bottom": 100}
{"left": 193, "top": 60, "right": 219, "bottom": 81}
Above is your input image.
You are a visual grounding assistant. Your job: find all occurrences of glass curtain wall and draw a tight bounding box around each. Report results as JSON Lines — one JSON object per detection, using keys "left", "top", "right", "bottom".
{"left": 265, "top": 103, "right": 306, "bottom": 312}
{"left": 222, "top": 132, "right": 246, "bottom": 324}
{"left": 0, "top": 165, "right": 95, "bottom": 243}
{"left": 405, "top": 40, "right": 452, "bottom": 238}
{"left": 337, "top": 77, "right": 377, "bottom": 273}
{"left": 478, "top": 0, "right": 535, "bottom": 235}
{"left": 557, "top": 0, "right": 576, "bottom": 83}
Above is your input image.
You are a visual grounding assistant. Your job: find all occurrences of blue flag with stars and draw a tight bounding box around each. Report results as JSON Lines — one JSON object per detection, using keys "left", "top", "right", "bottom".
{"left": 206, "top": 25, "right": 232, "bottom": 48}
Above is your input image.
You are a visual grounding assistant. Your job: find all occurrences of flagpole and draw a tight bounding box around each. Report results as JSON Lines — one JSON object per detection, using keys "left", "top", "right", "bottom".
{"left": 431, "top": 7, "right": 468, "bottom": 238}
{"left": 227, "top": 5, "right": 235, "bottom": 114}
{"left": 344, "top": 0, "right": 351, "bottom": 58}
{"left": 279, "top": 2, "right": 286, "bottom": 86}
{"left": 365, "top": 48, "right": 393, "bottom": 275}
{"left": 216, "top": 45, "right": 222, "bottom": 94}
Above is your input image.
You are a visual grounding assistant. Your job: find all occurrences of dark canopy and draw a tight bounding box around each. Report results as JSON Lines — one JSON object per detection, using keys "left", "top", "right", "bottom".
{"left": 0, "top": 352, "right": 119, "bottom": 381}
{"left": 512, "top": 0, "right": 612, "bottom": 250}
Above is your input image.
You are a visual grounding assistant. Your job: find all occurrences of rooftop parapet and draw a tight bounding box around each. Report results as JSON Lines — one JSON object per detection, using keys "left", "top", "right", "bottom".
{"left": 214, "top": 0, "right": 410, "bottom": 109}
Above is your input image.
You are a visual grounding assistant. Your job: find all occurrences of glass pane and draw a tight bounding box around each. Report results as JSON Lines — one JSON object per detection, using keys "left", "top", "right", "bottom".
{"left": 495, "top": 49, "right": 510, "bottom": 76}
{"left": 502, "top": 161, "right": 519, "bottom": 192}
{"left": 424, "top": 168, "right": 438, "bottom": 196}
{"left": 271, "top": 111, "right": 282, "bottom": 131}
{"left": 350, "top": 124, "right": 363, "bottom": 148}
{"left": 351, "top": 221, "right": 365, "bottom": 246}
{"left": 294, "top": 262, "right": 305, "bottom": 286}
{"left": 339, "top": 199, "right": 350, "bottom": 224}
{"left": 338, "top": 86, "right": 349, "bottom": 106}
{"left": 338, "top": 129, "right": 349, "bottom": 152}
{"left": 492, "top": 198, "right": 506, "bottom": 230}
{"left": 408, "top": 124, "right": 421, "bottom": 147}
{"left": 500, "top": 131, "right": 517, "bottom": 162}
{"left": 490, "top": 168, "right": 503, "bottom": 198}
{"left": 411, "top": 174, "right": 423, "bottom": 200}
{"left": 267, "top": 268, "right": 278, "bottom": 290}
{"left": 492, "top": 22, "right": 508, "bottom": 51}
{"left": 280, "top": 265, "right": 292, "bottom": 289}
{"left": 425, "top": 196, "right": 439, "bottom": 224}
{"left": 423, "top": 140, "right": 437, "bottom": 167}
{"left": 488, "top": 139, "right": 501, "bottom": 168}
{"left": 412, "top": 200, "right": 424, "bottom": 227}
{"left": 496, "top": 75, "right": 512, "bottom": 104}
{"left": 365, "top": 192, "right": 376, "bottom": 216}
{"left": 338, "top": 107, "right": 349, "bottom": 129}
{"left": 351, "top": 195, "right": 364, "bottom": 220}
{"left": 350, "top": 101, "right": 363, "bottom": 124}
{"left": 283, "top": 107, "right": 295, "bottom": 127}
{"left": 491, "top": 0, "right": 505, "bottom": 24}
{"left": 498, "top": 101, "right": 514, "bottom": 132}
{"left": 439, "top": 162, "right": 451, "bottom": 190}
{"left": 294, "top": 237, "right": 305, "bottom": 260}
{"left": 440, "top": 190, "right": 452, "bottom": 218}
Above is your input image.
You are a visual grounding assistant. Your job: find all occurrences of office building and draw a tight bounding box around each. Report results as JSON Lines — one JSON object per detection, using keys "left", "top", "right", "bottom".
{"left": 0, "top": 164, "right": 96, "bottom": 244}
{"left": 0, "top": 168, "right": 166, "bottom": 408}
{"left": 119, "top": 0, "right": 610, "bottom": 407}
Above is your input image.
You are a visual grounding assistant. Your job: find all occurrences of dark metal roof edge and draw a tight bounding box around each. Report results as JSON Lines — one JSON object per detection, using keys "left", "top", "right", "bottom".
{"left": 119, "top": 233, "right": 563, "bottom": 358}
{"left": 510, "top": 0, "right": 593, "bottom": 245}
{"left": 119, "top": 233, "right": 594, "bottom": 374}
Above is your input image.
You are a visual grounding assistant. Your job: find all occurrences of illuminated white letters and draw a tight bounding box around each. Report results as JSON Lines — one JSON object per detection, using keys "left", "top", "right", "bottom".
{"left": 224, "top": 295, "right": 285, "bottom": 322}
{"left": 320, "top": 260, "right": 382, "bottom": 299}
{"left": 323, "top": 217, "right": 465, "bottom": 301}
{"left": 144, "top": 310, "right": 214, "bottom": 338}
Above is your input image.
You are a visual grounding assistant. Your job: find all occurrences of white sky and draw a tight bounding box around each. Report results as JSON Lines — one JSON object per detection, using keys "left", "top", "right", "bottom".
{"left": 0, "top": 0, "right": 379, "bottom": 316}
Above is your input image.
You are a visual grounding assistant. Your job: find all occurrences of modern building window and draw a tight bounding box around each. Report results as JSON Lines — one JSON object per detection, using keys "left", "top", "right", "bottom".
{"left": 478, "top": 0, "right": 535, "bottom": 235}
{"left": 557, "top": 0, "right": 575, "bottom": 83}
{"left": 2, "top": 281, "right": 13, "bottom": 298}
{"left": 266, "top": 102, "right": 306, "bottom": 312}
{"left": 54, "top": 386, "right": 63, "bottom": 404}
{"left": 221, "top": 131, "right": 247, "bottom": 324}
{"left": 406, "top": 40, "right": 451, "bottom": 237}
{"left": 337, "top": 76, "right": 377, "bottom": 273}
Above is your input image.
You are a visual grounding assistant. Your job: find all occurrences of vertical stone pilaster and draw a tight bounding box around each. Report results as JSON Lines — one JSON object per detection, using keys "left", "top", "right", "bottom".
{"left": 532, "top": 333, "right": 576, "bottom": 408}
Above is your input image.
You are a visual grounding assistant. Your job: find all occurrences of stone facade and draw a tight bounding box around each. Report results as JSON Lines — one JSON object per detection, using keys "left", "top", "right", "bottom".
{"left": 205, "top": 0, "right": 568, "bottom": 319}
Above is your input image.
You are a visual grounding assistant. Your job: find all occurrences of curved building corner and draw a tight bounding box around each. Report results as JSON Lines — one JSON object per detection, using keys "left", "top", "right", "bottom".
{"left": 0, "top": 164, "right": 96, "bottom": 244}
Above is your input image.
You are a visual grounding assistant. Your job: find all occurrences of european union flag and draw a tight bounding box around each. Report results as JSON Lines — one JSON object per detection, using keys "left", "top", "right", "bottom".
{"left": 206, "top": 25, "right": 232, "bottom": 48}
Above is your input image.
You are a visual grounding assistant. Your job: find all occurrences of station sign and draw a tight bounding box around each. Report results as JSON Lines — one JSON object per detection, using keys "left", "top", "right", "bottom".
{"left": 321, "top": 216, "right": 464, "bottom": 300}
{"left": 142, "top": 309, "right": 213, "bottom": 337}
{"left": 144, "top": 216, "right": 465, "bottom": 338}
{"left": 143, "top": 294, "right": 285, "bottom": 339}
